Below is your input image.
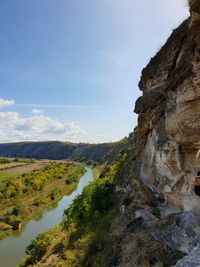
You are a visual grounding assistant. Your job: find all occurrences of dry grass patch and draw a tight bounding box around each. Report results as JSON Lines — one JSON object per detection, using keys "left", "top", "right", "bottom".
{"left": 0, "top": 162, "right": 28, "bottom": 170}
{"left": 2, "top": 161, "right": 49, "bottom": 175}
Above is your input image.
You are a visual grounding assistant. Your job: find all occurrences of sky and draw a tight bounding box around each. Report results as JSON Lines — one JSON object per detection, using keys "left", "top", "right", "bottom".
{"left": 0, "top": 0, "right": 189, "bottom": 143}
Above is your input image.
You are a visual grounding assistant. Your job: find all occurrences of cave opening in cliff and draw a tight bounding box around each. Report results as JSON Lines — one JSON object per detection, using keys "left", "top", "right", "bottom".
{"left": 194, "top": 185, "right": 200, "bottom": 196}
{"left": 194, "top": 172, "right": 200, "bottom": 197}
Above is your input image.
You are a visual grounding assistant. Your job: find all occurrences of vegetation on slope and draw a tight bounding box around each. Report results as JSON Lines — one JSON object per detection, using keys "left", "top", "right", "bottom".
{"left": 20, "top": 151, "right": 127, "bottom": 267}
{"left": 0, "top": 161, "right": 86, "bottom": 240}
{"left": 0, "top": 158, "right": 12, "bottom": 164}
{"left": 0, "top": 137, "right": 129, "bottom": 164}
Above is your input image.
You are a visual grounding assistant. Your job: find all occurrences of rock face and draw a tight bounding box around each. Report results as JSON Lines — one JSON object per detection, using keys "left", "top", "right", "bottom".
{"left": 110, "top": 2, "right": 200, "bottom": 266}
{"left": 189, "top": 0, "right": 200, "bottom": 26}
{"left": 172, "top": 245, "right": 200, "bottom": 267}
{"left": 133, "top": 0, "right": 200, "bottom": 211}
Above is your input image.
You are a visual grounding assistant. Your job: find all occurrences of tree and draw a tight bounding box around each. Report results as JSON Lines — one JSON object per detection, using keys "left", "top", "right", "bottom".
{"left": 12, "top": 204, "right": 23, "bottom": 216}
{"left": 26, "top": 232, "right": 53, "bottom": 263}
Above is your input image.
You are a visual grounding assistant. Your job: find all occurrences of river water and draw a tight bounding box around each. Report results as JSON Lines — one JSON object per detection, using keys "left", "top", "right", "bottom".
{"left": 0, "top": 167, "right": 93, "bottom": 267}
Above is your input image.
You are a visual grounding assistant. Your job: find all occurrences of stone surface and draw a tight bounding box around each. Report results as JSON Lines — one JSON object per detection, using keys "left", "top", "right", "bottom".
{"left": 133, "top": 1, "right": 200, "bottom": 211}
{"left": 173, "top": 245, "right": 200, "bottom": 267}
{"left": 109, "top": 1, "right": 200, "bottom": 266}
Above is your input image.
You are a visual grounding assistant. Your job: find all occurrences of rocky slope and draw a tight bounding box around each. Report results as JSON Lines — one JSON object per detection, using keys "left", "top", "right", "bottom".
{"left": 107, "top": 1, "right": 200, "bottom": 266}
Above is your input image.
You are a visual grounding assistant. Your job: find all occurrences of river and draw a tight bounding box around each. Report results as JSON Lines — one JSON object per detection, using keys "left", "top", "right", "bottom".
{"left": 0, "top": 167, "right": 93, "bottom": 267}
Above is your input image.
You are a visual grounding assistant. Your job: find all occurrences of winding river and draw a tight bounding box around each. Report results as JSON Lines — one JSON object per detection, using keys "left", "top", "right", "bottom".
{"left": 0, "top": 167, "right": 93, "bottom": 267}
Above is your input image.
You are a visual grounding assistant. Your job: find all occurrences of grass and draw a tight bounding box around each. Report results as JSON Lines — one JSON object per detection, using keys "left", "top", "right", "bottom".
{"left": 1, "top": 161, "right": 49, "bottom": 174}
{"left": 92, "top": 167, "right": 100, "bottom": 180}
{"left": 0, "top": 172, "right": 19, "bottom": 181}
{"left": 0, "top": 161, "right": 49, "bottom": 182}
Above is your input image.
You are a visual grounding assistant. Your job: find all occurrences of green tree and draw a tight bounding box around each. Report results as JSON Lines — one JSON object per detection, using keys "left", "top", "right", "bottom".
{"left": 26, "top": 232, "right": 54, "bottom": 263}
{"left": 12, "top": 204, "right": 23, "bottom": 216}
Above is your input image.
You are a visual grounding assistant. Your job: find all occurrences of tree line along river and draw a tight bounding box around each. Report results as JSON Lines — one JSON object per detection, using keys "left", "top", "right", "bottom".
{"left": 0, "top": 167, "right": 93, "bottom": 267}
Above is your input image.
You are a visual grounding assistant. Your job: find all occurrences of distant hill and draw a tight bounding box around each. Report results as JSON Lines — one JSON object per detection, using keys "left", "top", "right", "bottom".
{"left": 0, "top": 138, "right": 129, "bottom": 164}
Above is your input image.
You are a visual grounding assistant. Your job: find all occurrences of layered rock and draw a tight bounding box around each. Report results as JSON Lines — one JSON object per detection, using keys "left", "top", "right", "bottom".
{"left": 189, "top": 0, "right": 200, "bottom": 26}
{"left": 109, "top": 1, "right": 200, "bottom": 266}
{"left": 132, "top": 0, "right": 200, "bottom": 211}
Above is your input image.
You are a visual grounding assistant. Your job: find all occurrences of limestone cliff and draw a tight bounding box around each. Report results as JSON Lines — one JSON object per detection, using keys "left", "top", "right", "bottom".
{"left": 109, "top": 1, "right": 200, "bottom": 266}
{"left": 134, "top": 0, "right": 200, "bottom": 211}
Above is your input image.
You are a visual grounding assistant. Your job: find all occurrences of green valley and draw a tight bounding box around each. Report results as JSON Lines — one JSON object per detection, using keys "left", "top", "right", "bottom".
{"left": 20, "top": 152, "right": 127, "bottom": 267}
{"left": 0, "top": 159, "right": 86, "bottom": 240}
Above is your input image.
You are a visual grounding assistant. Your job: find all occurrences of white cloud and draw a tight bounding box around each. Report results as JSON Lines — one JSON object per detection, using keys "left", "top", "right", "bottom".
{"left": 31, "top": 109, "right": 44, "bottom": 115}
{"left": 0, "top": 109, "right": 114, "bottom": 143}
{"left": 0, "top": 129, "right": 11, "bottom": 142}
{"left": 0, "top": 112, "right": 20, "bottom": 128}
{"left": 0, "top": 98, "right": 113, "bottom": 143}
{"left": 0, "top": 111, "right": 83, "bottom": 142}
{"left": 95, "top": 134, "right": 111, "bottom": 143}
{"left": 81, "top": 133, "right": 112, "bottom": 144}
{"left": 0, "top": 97, "right": 15, "bottom": 109}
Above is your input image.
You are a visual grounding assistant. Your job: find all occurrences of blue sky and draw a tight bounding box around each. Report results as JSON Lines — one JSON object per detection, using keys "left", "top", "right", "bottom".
{"left": 0, "top": 0, "right": 189, "bottom": 143}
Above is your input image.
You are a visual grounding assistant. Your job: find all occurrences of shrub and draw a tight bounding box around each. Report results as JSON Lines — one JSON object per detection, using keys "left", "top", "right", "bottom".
{"left": 26, "top": 232, "right": 54, "bottom": 263}
{"left": 12, "top": 205, "right": 23, "bottom": 216}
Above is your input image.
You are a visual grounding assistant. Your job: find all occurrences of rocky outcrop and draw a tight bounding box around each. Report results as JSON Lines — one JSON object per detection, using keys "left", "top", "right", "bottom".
{"left": 172, "top": 245, "right": 200, "bottom": 267}
{"left": 132, "top": 0, "right": 200, "bottom": 212}
{"left": 109, "top": 1, "right": 200, "bottom": 266}
{"left": 189, "top": 0, "right": 200, "bottom": 27}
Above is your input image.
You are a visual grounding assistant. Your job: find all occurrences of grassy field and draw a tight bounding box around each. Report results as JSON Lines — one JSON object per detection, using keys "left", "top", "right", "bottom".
{"left": 0, "top": 161, "right": 49, "bottom": 181}
{"left": 0, "top": 172, "right": 19, "bottom": 181}
{"left": 0, "top": 162, "right": 28, "bottom": 170}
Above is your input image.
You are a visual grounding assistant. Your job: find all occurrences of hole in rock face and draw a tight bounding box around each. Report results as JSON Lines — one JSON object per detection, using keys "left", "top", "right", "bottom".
{"left": 194, "top": 171, "right": 200, "bottom": 197}
{"left": 150, "top": 258, "right": 157, "bottom": 265}
{"left": 194, "top": 185, "right": 200, "bottom": 196}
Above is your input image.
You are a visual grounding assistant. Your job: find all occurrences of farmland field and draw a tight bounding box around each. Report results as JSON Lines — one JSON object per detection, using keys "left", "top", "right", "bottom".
{"left": 0, "top": 162, "right": 28, "bottom": 170}
{"left": 0, "top": 160, "right": 49, "bottom": 181}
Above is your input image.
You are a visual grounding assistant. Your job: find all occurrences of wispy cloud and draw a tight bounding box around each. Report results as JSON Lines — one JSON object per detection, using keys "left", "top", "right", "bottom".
{"left": 0, "top": 97, "right": 15, "bottom": 109}
{"left": 31, "top": 109, "right": 44, "bottom": 115}
{"left": 15, "top": 104, "right": 103, "bottom": 109}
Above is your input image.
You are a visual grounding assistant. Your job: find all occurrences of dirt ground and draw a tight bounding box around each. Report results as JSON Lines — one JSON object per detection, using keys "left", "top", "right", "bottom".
{"left": 0, "top": 162, "right": 28, "bottom": 170}
{"left": 0, "top": 161, "right": 49, "bottom": 174}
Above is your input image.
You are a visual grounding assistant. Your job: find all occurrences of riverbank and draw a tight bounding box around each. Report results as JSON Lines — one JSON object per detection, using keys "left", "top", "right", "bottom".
{"left": 20, "top": 153, "right": 127, "bottom": 267}
{"left": 0, "top": 167, "right": 93, "bottom": 267}
{"left": 0, "top": 161, "right": 86, "bottom": 240}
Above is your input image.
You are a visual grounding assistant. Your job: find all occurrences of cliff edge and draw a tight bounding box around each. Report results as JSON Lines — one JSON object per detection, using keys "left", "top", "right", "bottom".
{"left": 109, "top": 1, "right": 200, "bottom": 266}
{"left": 134, "top": 0, "right": 200, "bottom": 212}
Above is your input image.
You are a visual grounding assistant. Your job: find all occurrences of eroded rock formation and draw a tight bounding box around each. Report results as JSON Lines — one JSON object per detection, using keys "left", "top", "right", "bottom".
{"left": 133, "top": 0, "right": 200, "bottom": 211}
{"left": 110, "top": 1, "right": 200, "bottom": 266}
